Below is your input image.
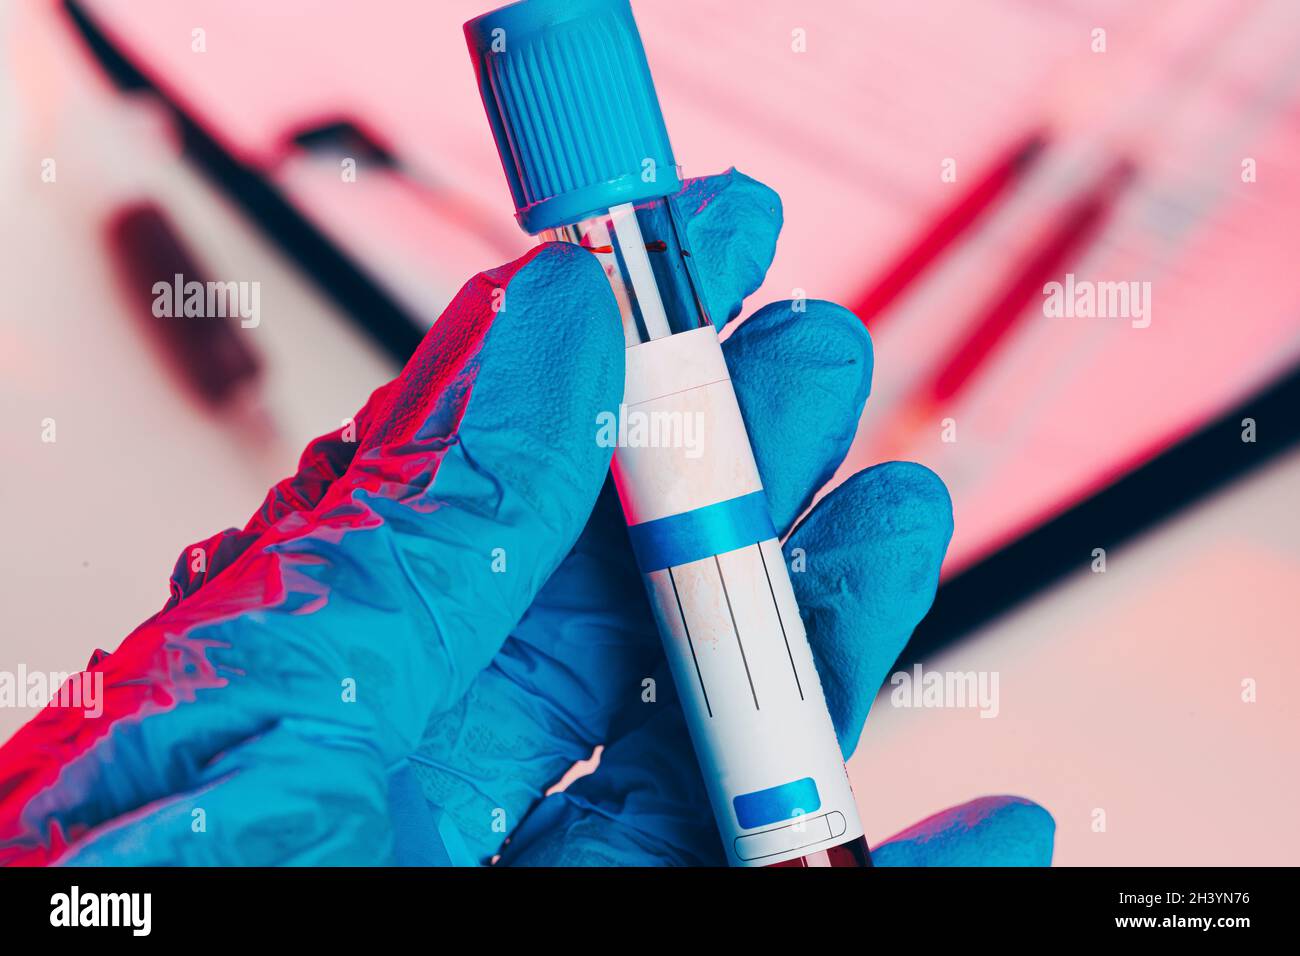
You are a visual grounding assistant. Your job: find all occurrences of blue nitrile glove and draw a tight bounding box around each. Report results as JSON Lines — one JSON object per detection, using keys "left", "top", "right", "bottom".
{"left": 0, "top": 170, "right": 1053, "bottom": 867}
{"left": 404, "top": 170, "right": 1054, "bottom": 867}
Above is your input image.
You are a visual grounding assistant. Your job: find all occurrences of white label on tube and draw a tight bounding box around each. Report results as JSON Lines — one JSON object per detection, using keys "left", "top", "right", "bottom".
{"left": 613, "top": 326, "right": 864, "bottom": 866}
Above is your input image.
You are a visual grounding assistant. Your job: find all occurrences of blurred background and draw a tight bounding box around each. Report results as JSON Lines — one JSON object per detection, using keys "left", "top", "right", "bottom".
{"left": 1, "top": 0, "right": 1298, "bottom": 863}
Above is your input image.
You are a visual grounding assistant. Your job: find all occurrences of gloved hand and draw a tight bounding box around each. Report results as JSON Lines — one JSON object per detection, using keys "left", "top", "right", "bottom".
{"left": 0, "top": 169, "right": 1053, "bottom": 866}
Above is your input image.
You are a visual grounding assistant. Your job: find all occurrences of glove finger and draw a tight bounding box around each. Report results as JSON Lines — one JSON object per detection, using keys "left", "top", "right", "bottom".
{"left": 728, "top": 299, "right": 872, "bottom": 531}
{"left": 496, "top": 462, "right": 952, "bottom": 865}
{"left": 55, "top": 725, "right": 394, "bottom": 866}
{"left": 869, "top": 796, "right": 1056, "bottom": 866}
{"left": 669, "top": 168, "right": 783, "bottom": 328}
{"left": 405, "top": 301, "right": 873, "bottom": 862}
{"left": 789, "top": 460, "right": 953, "bottom": 756}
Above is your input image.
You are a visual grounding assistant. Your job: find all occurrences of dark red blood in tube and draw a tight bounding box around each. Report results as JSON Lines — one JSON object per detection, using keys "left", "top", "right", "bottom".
{"left": 767, "top": 835, "right": 873, "bottom": 868}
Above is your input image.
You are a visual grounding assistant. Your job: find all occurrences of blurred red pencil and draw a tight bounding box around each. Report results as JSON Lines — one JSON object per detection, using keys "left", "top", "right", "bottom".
{"left": 880, "top": 157, "right": 1137, "bottom": 453}
{"left": 848, "top": 130, "right": 1049, "bottom": 328}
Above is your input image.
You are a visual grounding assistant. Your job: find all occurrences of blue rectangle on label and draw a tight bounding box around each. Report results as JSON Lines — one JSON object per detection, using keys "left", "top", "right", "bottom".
{"left": 733, "top": 777, "right": 822, "bottom": 829}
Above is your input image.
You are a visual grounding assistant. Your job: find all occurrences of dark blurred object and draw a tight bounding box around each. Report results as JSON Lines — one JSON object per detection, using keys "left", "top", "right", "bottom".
{"left": 105, "top": 202, "right": 261, "bottom": 407}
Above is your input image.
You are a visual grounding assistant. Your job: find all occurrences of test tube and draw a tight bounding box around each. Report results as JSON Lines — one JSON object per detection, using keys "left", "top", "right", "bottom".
{"left": 466, "top": 0, "right": 871, "bottom": 867}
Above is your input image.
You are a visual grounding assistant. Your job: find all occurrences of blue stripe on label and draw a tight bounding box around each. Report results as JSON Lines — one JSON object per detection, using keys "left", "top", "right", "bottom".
{"left": 626, "top": 491, "right": 776, "bottom": 572}
{"left": 733, "top": 777, "right": 822, "bottom": 830}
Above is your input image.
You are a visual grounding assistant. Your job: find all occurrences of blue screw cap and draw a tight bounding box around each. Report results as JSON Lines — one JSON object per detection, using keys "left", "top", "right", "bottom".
{"left": 465, "top": 0, "right": 682, "bottom": 234}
